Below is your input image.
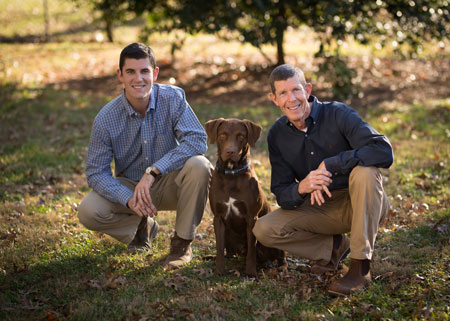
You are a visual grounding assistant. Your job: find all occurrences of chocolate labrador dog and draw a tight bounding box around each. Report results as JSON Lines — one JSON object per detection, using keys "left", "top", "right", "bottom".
{"left": 205, "top": 118, "right": 286, "bottom": 277}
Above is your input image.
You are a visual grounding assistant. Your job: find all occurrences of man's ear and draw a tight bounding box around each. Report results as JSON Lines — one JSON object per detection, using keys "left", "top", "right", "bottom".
{"left": 205, "top": 118, "right": 224, "bottom": 144}
{"left": 243, "top": 119, "right": 262, "bottom": 147}
{"left": 269, "top": 92, "right": 278, "bottom": 106}
{"left": 305, "top": 83, "right": 312, "bottom": 96}
{"left": 153, "top": 67, "right": 159, "bottom": 82}
{"left": 117, "top": 68, "right": 123, "bottom": 83}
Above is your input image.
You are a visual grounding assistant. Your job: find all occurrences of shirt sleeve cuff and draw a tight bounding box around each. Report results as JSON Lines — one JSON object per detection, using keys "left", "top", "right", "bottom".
{"left": 152, "top": 160, "right": 169, "bottom": 176}
{"left": 291, "top": 183, "right": 306, "bottom": 207}
{"left": 117, "top": 188, "right": 134, "bottom": 208}
{"left": 324, "top": 156, "right": 341, "bottom": 176}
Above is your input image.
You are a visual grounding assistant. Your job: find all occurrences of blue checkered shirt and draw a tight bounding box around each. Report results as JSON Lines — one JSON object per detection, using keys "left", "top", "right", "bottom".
{"left": 86, "top": 84, "right": 207, "bottom": 206}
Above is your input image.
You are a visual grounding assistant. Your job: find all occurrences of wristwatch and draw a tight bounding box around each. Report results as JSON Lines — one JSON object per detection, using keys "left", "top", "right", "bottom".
{"left": 145, "top": 166, "right": 160, "bottom": 178}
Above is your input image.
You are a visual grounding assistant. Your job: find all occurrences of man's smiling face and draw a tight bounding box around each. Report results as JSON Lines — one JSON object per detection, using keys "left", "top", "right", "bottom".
{"left": 117, "top": 58, "right": 159, "bottom": 107}
{"left": 269, "top": 75, "right": 312, "bottom": 130}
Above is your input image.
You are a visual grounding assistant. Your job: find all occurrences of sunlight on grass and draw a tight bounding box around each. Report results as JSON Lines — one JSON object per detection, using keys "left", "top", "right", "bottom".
{"left": 0, "top": 0, "right": 94, "bottom": 37}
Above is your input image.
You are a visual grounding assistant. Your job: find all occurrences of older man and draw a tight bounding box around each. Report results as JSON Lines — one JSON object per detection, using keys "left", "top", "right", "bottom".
{"left": 253, "top": 64, "right": 393, "bottom": 295}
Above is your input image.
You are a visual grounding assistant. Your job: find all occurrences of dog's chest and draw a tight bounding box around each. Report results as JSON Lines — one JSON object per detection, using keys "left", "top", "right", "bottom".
{"left": 222, "top": 197, "right": 244, "bottom": 220}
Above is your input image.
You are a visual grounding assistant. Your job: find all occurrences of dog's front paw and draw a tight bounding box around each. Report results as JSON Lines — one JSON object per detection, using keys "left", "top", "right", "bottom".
{"left": 216, "top": 265, "right": 225, "bottom": 275}
{"left": 245, "top": 266, "right": 257, "bottom": 277}
{"left": 215, "top": 257, "right": 225, "bottom": 275}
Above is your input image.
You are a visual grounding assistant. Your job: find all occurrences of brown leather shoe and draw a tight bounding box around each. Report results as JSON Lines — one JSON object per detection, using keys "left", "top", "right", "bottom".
{"left": 128, "top": 217, "right": 159, "bottom": 253}
{"left": 310, "top": 234, "right": 350, "bottom": 275}
{"left": 328, "top": 258, "right": 371, "bottom": 296}
{"left": 163, "top": 232, "right": 193, "bottom": 270}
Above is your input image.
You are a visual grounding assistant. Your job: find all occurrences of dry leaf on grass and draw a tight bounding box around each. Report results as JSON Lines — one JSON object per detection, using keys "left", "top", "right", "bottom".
{"left": 85, "top": 272, "right": 126, "bottom": 290}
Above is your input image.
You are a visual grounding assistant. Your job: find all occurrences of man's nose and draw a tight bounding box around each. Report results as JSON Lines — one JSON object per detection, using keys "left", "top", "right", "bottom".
{"left": 287, "top": 91, "right": 296, "bottom": 101}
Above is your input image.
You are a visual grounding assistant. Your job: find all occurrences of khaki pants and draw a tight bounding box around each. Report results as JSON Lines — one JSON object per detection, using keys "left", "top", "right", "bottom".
{"left": 252, "top": 166, "right": 390, "bottom": 264}
{"left": 78, "top": 156, "right": 212, "bottom": 244}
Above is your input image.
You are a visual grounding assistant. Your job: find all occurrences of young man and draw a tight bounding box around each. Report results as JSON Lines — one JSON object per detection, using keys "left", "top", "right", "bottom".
{"left": 78, "top": 43, "right": 212, "bottom": 270}
{"left": 252, "top": 64, "right": 393, "bottom": 296}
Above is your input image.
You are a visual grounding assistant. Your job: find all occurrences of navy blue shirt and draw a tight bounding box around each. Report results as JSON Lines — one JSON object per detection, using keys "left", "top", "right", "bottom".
{"left": 268, "top": 95, "right": 393, "bottom": 210}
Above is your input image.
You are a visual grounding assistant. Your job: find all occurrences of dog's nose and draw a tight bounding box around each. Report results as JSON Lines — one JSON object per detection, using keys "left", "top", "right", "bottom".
{"left": 225, "top": 149, "right": 235, "bottom": 157}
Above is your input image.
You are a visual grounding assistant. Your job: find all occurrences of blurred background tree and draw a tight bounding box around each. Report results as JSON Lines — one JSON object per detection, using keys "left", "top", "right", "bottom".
{"left": 129, "top": 0, "right": 449, "bottom": 99}
{"left": 24, "top": 0, "right": 447, "bottom": 99}
{"left": 73, "top": 0, "right": 156, "bottom": 42}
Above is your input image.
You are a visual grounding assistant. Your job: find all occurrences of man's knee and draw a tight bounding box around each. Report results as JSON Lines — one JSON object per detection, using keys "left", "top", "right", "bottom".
{"left": 349, "top": 166, "right": 381, "bottom": 186}
{"left": 77, "top": 193, "right": 109, "bottom": 231}
{"left": 183, "top": 155, "right": 212, "bottom": 181}
{"left": 253, "top": 218, "right": 272, "bottom": 245}
{"left": 77, "top": 196, "right": 96, "bottom": 230}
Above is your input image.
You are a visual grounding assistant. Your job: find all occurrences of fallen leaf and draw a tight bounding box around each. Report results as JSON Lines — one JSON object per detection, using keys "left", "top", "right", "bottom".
{"left": 104, "top": 273, "right": 126, "bottom": 289}
{"left": 86, "top": 279, "right": 103, "bottom": 289}
{"left": 374, "top": 271, "right": 394, "bottom": 281}
{"left": 164, "top": 280, "right": 179, "bottom": 291}
{"left": 231, "top": 269, "right": 241, "bottom": 277}
{"left": 435, "top": 223, "right": 449, "bottom": 235}
{"left": 193, "top": 267, "right": 213, "bottom": 277}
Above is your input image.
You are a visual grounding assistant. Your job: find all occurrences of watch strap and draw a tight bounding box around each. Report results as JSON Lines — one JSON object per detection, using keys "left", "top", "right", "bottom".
{"left": 149, "top": 169, "right": 160, "bottom": 178}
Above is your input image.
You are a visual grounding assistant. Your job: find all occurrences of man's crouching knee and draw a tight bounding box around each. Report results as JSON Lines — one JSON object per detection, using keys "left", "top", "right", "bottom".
{"left": 77, "top": 195, "right": 98, "bottom": 231}
{"left": 350, "top": 165, "right": 381, "bottom": 184}
{"left": 252, "top": 218, "right": 273, "bottom": 247}
{"left": 182, "top": 155, "right": 212, "bottom": 181}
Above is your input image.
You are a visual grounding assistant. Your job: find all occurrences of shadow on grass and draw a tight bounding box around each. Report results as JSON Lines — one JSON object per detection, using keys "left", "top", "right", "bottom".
{"left": 0, "top": 243, "right": 126, "bottom": 320}
{"left": 0, "top": 83, "right": 108, "bottom": 201}
{"left": 0, "top": 209, "right": 448, "bottom": 321}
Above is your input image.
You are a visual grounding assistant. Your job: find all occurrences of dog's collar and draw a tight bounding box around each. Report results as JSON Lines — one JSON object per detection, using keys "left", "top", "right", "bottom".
{"left": 215, "top": 161, "right": 250, "bottom": 175}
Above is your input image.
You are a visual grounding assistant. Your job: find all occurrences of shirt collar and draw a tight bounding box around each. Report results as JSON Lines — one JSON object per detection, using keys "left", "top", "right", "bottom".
{"left": 148, "top": 84, "right": 158, "bottom": 111}
{"left": 121, "top": 85, "right": 158, "bottom": 116}
{"left": 308, "top": 95, "right": 320, "bottom": 122}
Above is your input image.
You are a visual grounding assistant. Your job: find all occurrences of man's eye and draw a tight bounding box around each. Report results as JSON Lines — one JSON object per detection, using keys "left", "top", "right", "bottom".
{"left": 142, "top": 69, "right": 150, "bottom": 73}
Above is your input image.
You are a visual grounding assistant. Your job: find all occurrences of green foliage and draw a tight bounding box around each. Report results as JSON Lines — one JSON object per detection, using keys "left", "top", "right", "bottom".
{"left": 132, "top": 0, "right": 449, "bottom": 99}
{"left": 316, "top": 54, "right": 359, "bottom": 101}
{"left": 73, "top": 0, "right": 144, "bottom": 41}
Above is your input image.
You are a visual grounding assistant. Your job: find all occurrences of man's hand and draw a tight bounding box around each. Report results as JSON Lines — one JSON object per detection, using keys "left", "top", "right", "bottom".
{"left": 298, "top": 161, "right": 332, "bottom": 206}
{"left": 128, "top": 174, "right": 157, "bottom": 217}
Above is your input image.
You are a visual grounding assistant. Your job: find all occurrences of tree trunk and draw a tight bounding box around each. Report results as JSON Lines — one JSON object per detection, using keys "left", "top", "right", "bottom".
{"left": 276, "top": 27, "right": 285, "bottom": 65}
{"left": 43, "top": 0, "right": 50, "bottom": 42}
{"left": 105, "top": 18, "right": 114, "bottom": 42}
{"left": 275, "top": 2, "right": 286, "bottom": 65}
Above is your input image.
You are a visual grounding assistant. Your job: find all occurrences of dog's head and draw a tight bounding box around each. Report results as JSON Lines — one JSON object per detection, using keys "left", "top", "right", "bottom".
{"left": 205, "top": 118, "right": 262, "bottom": 169}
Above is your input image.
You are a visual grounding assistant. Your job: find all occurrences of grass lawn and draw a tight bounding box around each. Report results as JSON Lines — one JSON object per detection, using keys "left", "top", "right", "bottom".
{"left": 1, "top": 4, "right": 449, "bottom": 319}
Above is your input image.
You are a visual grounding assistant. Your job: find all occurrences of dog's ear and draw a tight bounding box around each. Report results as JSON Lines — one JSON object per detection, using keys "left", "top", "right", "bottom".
{"left": 243, "top": 119, "right": 262, "bottom": 147}
{"left": 205, "top": 118, "right": 224, "bottom": 144}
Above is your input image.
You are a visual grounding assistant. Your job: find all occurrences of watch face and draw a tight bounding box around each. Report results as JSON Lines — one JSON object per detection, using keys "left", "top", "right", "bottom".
{"left": 146, "top": 167, "right": 152, "bottom": 174}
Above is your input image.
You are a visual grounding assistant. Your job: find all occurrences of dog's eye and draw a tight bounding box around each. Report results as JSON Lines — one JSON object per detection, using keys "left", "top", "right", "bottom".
{"left": 218, "top": 133, "right": 227, "bottom": 140}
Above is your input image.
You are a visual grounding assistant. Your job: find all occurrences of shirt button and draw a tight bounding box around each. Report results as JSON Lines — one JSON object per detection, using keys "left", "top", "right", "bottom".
{"left": 310, "top": 152, "right": 314, "bottom": 155}
{"left": 313, "top": 121, "right": 316, "bottom": 125}
{"left": 144, "top": 140, "right": 147, "bottom": 144}
{"left": 305, "top": 134, "right": 308, "bottom": 137}
{"left": 145, "top": 157, "right": 149, "bottom": 160}
{"left": 335, "top": 172, "right": 338, "bottom": 175}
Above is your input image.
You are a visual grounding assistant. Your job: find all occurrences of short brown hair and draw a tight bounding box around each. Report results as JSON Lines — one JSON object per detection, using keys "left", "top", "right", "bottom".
{"left": 269, "top": 64, "right": 307, "bottom": 94}
{"left": 119, "top": 43, "right": 156, "bottom": 71}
